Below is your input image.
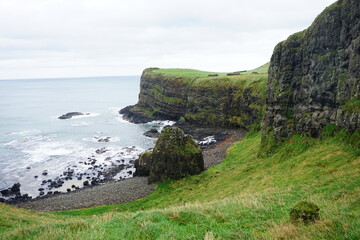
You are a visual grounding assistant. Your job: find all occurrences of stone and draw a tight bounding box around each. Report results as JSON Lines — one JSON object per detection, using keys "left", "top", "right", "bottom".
{"left": 58, "top": 112, "right": 84, "bottom": 120}
{"left": 143, "top": 128, "right": 160, "bottom": 138}
{"left": 10, "top": 183, "right": 21, "bottom": 193}
{"left": 290, "top": 201, "right": 320, "bottom": 224}
{"left": 134, "top": 151, "right": 152, "bottom": 177}
{"left": 146, "top": 127, "right": 204, "bottom": 183}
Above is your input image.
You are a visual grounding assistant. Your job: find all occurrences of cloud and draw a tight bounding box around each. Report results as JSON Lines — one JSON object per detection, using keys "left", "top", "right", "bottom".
{"left": 0, "top": 0, "right": 336, "bottom": 79}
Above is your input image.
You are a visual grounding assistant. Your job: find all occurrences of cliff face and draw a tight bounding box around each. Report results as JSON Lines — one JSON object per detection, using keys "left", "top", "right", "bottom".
{"left": 122, "top": 67, "right": 267, "bottom": 128}
{"left": 263, "top": 0, "right": 360, "bottom": 140}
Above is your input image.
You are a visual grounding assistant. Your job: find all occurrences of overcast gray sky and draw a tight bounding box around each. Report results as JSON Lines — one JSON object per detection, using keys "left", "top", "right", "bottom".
{"left": 0, "top": 0, "right": 336, "bottom": 79}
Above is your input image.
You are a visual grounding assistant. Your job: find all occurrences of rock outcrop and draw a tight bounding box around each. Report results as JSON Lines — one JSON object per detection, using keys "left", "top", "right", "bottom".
{"left": 263, "top": 0, "right": 360, "bottom": 140}
{"left": 121, "top": 67, "right": 266, "bottom": 128}
{"left": 134, "top": 127, "right": 204, "bottom": 183}
{"left": 290, "top": 201, "right": 320, "bottom": 224}
{"left": 58, "top": 112, "right": 85, "bottom": 120}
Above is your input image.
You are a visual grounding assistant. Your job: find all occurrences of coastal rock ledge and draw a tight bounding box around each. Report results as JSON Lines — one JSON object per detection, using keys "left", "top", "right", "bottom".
{"left": 135, "top": 127, "right": 204, "bottom": 183}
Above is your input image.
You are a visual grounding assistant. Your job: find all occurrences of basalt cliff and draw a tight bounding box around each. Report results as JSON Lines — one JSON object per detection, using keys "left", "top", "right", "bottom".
{"left": 262, "top": 0, "right": 360, "bottom": 140}
{"left": 121, "top": 67, "right": 267, "bottom": 129}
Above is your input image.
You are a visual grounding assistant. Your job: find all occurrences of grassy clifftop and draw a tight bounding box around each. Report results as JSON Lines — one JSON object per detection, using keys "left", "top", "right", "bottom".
{"left": 1, "top": 129, "right": 359, "bottom": 239}
{"left": 153, "top": 63, "right": 269, "bottom": 81}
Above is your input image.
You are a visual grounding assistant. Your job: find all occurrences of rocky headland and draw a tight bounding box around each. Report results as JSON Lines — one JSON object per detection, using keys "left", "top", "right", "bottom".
{"left": 120, "top": 66, "right": 268, "bottom": 128}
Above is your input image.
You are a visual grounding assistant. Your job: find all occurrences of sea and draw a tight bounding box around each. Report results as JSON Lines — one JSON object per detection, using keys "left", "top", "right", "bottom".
{"left": 0, "top": 76, "right": 173, "bottom": 199}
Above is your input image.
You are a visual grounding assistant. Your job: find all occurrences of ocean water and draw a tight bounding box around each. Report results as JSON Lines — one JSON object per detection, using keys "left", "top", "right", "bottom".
{"left": 0, "top": 76, "right": 170, "bottom": 198}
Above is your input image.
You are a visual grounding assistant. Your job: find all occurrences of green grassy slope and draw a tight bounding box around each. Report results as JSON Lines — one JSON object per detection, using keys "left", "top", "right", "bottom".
{"left": 1, "top": 130, "right": 359, "bottom": 239}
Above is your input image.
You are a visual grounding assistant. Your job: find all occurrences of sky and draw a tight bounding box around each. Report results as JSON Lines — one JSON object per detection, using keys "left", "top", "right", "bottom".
{"left": 0, "top": 0, "right": 336, "bottom": 79}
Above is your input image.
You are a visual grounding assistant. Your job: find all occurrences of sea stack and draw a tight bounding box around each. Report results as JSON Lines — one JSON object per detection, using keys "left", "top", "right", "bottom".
{"left": 135, "top": 127, "right": 204, "bottom": 183}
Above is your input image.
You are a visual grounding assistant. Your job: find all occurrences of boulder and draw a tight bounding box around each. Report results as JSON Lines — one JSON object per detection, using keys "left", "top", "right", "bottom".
{"left": 134, "top": 151, "right": 152, "bottom": 176}
{"left": 290, "top": 201, "right": 320, "bottom": 224}
{"left": 148, "top": 127, "right": 204, "bottom": 183}
{"left": 10, "top": 183, "right": 21, "bottom": 193}
{"left": 143, "top": 128, "right": 160, "bottom": 138}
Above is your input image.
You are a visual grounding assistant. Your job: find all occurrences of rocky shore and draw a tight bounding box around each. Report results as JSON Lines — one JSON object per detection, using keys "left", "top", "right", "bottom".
{"left": 13, "top": 128, "right": 244, "bottom": 212}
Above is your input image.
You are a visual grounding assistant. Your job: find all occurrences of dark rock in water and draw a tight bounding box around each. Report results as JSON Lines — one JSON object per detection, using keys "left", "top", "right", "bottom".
{"left": 119, "top": 105, "right": 156, "bottom": 124}
{"left": 26, "top": 167, "right": 31, "bottom": 170}
{"left": 134, "top": 151, "right": 152, "bottom": 177}
{"left": 42, "top": 170, "right": 48, "bottom": 176}
{"left": 47, "top": 191, "right": 53, "bottom": 195}
{"left": 97, "top": 137, "right": 111, "bottom": 142}
{"left": 144, "top": 128, "right": 160, "bottom": 138}
{"left": 91, "top": 179, "right": 99, "bottom": 185}
{"left": 95, "top": 147, "right": 108, "bottom": 154}
{"left": 0, "top": 189, "right": 9, "bottom": 196}
{"left": 83, "top": 181, "right": 89, "bottom": 186}
{"left": 147, "top": 127, "right": 204, "bottom": 183}
{"left": 11, "top": 183, "right": 21, "bottom": 193}
{"left": 38, "top": 188, "right": 44, "bottom": 191}
{"left": 58, "top": 112, "right": 84, "bottom": 120}
{"left": 290, "top": 201, "right": 320, "bottom": 224}
{"left": 39, "top": 191, "right": 45, "bottom": 196}
{"left": 67, "top": 188, "right": 71, "bottom": 192}
{"left": 71, "top": 185, "right": 76, "bottom": 188}
{"left": 34, "top": 175, "right": 38, "bottom": 178}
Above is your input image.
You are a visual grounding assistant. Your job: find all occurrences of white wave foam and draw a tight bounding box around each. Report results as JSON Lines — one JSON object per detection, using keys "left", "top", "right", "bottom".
{"left": 197, "top": 136, "right": 216, "bottom": 145}
{"left": 6, "top": 129, "right": 41, "bottom": 136}
{"left": 4, "top": 134, "right": 83, "bottom": 163}
{"left": 108, "top": 107, "right": 122, "bottom": 115}
{"left": 146, "top": 120, "right": 176, "bottom": 131}
{"left": 82, "top": 135, "right": 120, "bottom": 143}
{"left": 147, "top": 120, "right": 176, "bottom": 127}
{"left": 115, "top": 114, "right": 134, "bottom": 124}
{"left": 71, "top": 112, "right": 100, "bottom": 119}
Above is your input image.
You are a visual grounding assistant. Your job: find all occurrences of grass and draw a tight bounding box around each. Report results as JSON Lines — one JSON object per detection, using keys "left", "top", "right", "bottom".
{"left": 342, "top": 99, "right": 360, "bottom": 113}
{"left": 152, "top": 63, "right": 269, "bottom": 88}
{"left": 1, "top": 130, "right": 359, "bottom": 239}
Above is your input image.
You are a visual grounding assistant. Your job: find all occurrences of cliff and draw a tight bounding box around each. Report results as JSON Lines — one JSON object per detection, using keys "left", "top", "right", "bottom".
{"left": 262, "top": 0, "right": 360, "bottom": 142}
{"left": 121, "top": 65, "right": 268, "bottom": 128}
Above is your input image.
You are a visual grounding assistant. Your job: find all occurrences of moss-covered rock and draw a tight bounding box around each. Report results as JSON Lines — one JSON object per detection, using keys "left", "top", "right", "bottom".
{"left": 148, "top": 127, "right": 204, "bottom": 183}
{"left": 134, "top": 151, "right": 152, "bottom": 177}
{"left": 290, "top": 201, "right": 320, "bottom": 224}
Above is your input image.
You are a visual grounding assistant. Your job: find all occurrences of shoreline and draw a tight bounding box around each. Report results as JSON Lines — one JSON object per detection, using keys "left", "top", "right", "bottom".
{"left": 13, "top": 128, "right": 245, "bottom": 212}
